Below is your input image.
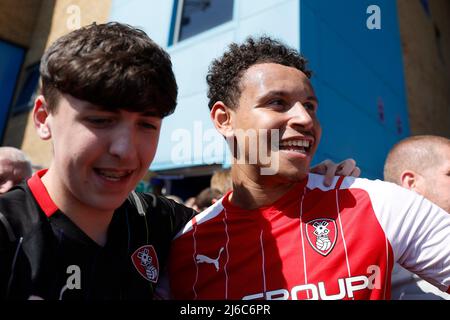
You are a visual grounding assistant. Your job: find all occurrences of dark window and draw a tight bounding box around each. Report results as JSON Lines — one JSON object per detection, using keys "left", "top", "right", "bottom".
{"left": 170, "top": 0, "right": 234, "bottom": 44}
{"left": 13, "top": 62, "right": 40, "bottom": 114}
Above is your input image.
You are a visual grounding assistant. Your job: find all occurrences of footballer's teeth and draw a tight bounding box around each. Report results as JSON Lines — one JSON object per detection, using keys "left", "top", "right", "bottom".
{"left": 285, "top": 148, "right": 307, "bottom": 154}
{"left": 96, "top": 169, "right": 132, "bottom": 181}
{"left": 280, "top": 140, "right": 310, "bottom": 148}
{"left": 279, "top": 140, "right": 311, "bottom": 154}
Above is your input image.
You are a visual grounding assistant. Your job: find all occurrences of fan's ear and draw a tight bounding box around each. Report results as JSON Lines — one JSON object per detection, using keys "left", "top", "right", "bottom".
{"left": 210, "top": 101, "right": 234, "bottom": 138}
{"left": 33, "top": 95, "right": 52, "bottom": 140}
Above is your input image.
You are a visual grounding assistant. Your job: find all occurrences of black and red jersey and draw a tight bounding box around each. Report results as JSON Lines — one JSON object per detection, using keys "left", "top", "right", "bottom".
{"left": 0, "top": 170, "right": 195, "bottom": 300}
{"left": 168, "top": 174, "right": 450, "bottom": 300}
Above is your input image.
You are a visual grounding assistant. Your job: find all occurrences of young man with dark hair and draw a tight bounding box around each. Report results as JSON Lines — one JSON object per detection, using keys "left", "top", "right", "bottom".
{"left": 0, "top": 22, "right": 195, "bottom": 300}
{"left": 0, "top": 24, "right": 355, "bottom": 300}
{"left": 168, "top": 37, "right": 450, "bottom": 300}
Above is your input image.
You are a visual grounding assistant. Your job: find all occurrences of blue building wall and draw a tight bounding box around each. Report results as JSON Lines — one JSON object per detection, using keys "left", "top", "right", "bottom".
{"left": 0, "top": 41, "right": 25, "bottom": 143}
{"left": 300, "top": 0, "right": 410, "bottom": 178}
{"left": 110, "top": 0, "right": 409, "bottom": 179}
{"left": 110, "top": 0, "right": 301, "bottom": 171}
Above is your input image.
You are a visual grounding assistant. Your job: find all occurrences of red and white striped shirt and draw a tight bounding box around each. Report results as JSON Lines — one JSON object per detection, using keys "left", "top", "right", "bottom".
{"left": 168, "top": 174, "right": 450, "bottom": 300}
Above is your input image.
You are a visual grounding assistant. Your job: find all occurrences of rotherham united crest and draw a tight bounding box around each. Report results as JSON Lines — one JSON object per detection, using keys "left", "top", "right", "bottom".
{"left": 306, "top": 218, "right": 337, "bottom": 256}
{"left": 131, "top": 245, "right": 159, "bottom": 283}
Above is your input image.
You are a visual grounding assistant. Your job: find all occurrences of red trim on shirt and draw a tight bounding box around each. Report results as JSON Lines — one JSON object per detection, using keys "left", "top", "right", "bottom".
{"left": 335, "top": 176, "right": 345, "bottom": 190}
{"left": 27, "top": 169, "right": 59, "bottom": 217}
{"left": 447, "top": 286, "right": 450, "bottom": 294}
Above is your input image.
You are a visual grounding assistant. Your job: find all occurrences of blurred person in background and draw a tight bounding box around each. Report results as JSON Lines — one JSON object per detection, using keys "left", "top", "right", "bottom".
{"left": 184, "top": 196, "right": 196, "bottom": 209}
{"left": 192, "top": 187, "right": 223, "bottom": 212}
{"left": 384, "top": 135, "right": 450, "bottom": 300}
{"left": 165, "top": 194, "right": 184, "bottom": 204}
{"left": 210, "top": 169, "right": 232, "bottom": 196}
{"left": 0, "top": 147, "right": 33, "bottom": 194}
{"left": 384, "top": 135, "right": 450, "bottom": 213}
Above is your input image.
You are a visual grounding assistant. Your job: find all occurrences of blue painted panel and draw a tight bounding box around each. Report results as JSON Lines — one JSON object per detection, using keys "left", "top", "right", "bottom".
{"left": 301, "top": 0, "right": 409, "bottom": 179}
{"left": 313, "top": 78, "right": 405, "bottom": 179}
{"left": 0, "top": 41, "right": 25, "bottom": 142}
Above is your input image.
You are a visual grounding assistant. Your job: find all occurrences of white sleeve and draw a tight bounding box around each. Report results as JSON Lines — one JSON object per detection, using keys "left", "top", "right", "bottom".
{"left": 345, "top": 178, "right": 450, "bottom": 292}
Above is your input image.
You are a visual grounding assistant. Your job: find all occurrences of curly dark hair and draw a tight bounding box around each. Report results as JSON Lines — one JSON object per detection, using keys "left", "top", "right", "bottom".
{"left": 206, "top": 36, "right": 311, "bottom": 110}
{"left": 40, "top": 22, "right": 177, "bottom": 117}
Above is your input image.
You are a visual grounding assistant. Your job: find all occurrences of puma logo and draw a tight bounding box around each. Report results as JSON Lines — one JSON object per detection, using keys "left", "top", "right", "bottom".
{"left": 196, "top": 247, "right": 224, "bottom": 271}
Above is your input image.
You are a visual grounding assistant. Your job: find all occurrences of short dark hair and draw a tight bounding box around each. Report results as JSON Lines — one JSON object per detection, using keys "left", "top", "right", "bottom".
{"left": 40, "top": 22, "right": 177, "bottom": 117}
{"left": 206, "top": 36, "right": 311, "bottom": 110}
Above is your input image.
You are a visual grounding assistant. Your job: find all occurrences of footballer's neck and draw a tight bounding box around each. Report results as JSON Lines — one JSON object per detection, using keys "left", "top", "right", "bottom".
{"left": 41, "top": 169, "right": 114, "bottom": 247}
{"left": 229, "top": 164, "right": 299, "bottom": 210}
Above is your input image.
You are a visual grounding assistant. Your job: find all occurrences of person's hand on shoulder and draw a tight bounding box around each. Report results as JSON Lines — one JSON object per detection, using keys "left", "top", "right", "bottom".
{"left": 310, "top": 158, "right": 361, "bottom": 187}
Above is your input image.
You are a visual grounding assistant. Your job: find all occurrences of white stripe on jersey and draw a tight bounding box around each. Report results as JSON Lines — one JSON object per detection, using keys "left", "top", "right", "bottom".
{"left": 335, "top": 188, "right": 353, "bottom": 283}
{"left": 383, "top": 237, "right": 389, "bottom": 299}
{"left": 223, "top": 208, "right": 230, "bottom": 300}
{"left": 173, "top": 197, "right": 225, "bottom": 240}
{"left": 192, "top": 220, "right": 198, "bottom": 299}
{"left": 260, "top": 230, "right": 267, "bottom": 295}
{"left": 299, "top": 191, "right": 310, "bottom": 299}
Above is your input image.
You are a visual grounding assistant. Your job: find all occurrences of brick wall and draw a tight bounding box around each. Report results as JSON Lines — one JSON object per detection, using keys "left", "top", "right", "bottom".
{"left": 2, "top": 0, "right": 112, "bottom": 169}
{"left": 0, "top": 0, "right": 43, "bottom": 47}
{"left": 397, "top": 0, "right": 450, "bottom": 137}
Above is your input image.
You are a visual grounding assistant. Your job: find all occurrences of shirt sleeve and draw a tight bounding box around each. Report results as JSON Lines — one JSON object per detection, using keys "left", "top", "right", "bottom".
{"left": 157, "top": 196, "right": 197, "bottom": 238}
{"left": 135, "top": 192, "right": 196, "bottom": 238}
{"left": 345, "top": 178, "right": 450, "bottom": 293}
